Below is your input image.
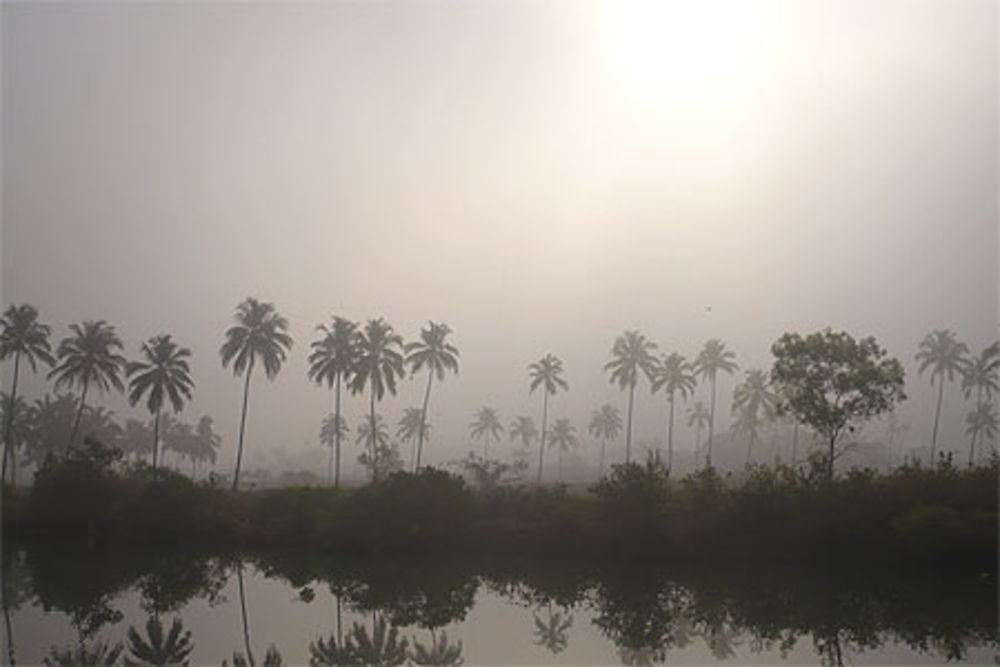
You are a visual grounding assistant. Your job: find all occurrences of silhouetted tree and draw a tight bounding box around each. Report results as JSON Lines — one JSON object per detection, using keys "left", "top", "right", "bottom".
{"left": 731, "top": 369, "right": 778, "bottom": 466}
{"left": 348, "top": 613, "right": 409, "bottom": 666}
{"left": 533, "top": 604, "right": 573, "bottom": 654}
{"left": 687, "top": 401, "right": 710, "bottom": 463}
{"left": 650, "top": 352, "right": 696, "bottom": 473}
{"left": 397, "top": 407, "right": 430, "bottom": 471}
{"left": 125, "top": 617, "right": 194, "bottom": 666}
{"left": 693, "top": 339, "right": 738, "bottom": 469}
{"left": 357, "top": 414, "right": 390, "bottom": 451}
{"left": 126, "top": 334, "right": 194, "bottom": 471}
{"left": 349, "top": 319, "right": 405, "bottom": 483}
{"left": 308, "top": 316, "right": 359, "bottom": 489}
{"left": 528, "top": 354, "right": 568, "bottom": 484}
{"left": 320, "top": 412, "right": 349, "bottom": 485}
{"left": 469, "top": 406, "right": 503, "bottom": 459}
{"left": 220, "top": 298, "right": 293, "bottom": 490}
{"left": 772, "top": 330, "right": 905, "bottom": 480}
{"left": 120, "top": 418, "right": 154, "bottom": 462}
{"left": 410, "top": 629, "right": 464, "bottom": 666}
{"left": 49, "top": 320, "right": 126, "bottom": 452}
{"left": 190, "top": 416, "right": 221, "bottom": 478}
{"left": 548, "top": 418, "right": 578, "bottom": 481}
{"left": 45, "top": 641, "right": 123, "bottom": 666}
{"left": 589, "top": 403, "right": 622, "bottom": 478}
{"left": 1, "top": 304, "right": 55, "bottom": 485}
{"left": 0, "top": 393, "right": 29, "bottom": 485}
{"left": 961, "top": 341, "right": 999, "bottom": 464}
{"left": 605, "top": 331, "right": 659, "bottom": 465}
{"left": 405, "top": 322, "right": 459, "bottom": 470}
{"left": 915, "top": 329, "right": 970, "bottom": 462}
{"left": 965, "top": 403, "right": 997, "bottom": 465}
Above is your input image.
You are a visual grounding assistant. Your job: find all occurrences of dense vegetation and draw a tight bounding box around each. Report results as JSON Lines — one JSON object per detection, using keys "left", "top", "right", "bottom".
{"left": 5, "top": 438, "right": 995, "bottom": 568}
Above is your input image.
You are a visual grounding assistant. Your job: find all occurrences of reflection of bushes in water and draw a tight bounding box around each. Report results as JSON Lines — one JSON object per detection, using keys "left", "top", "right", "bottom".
{"left": 9, "top": 439, "right": 998, "bottom": 566}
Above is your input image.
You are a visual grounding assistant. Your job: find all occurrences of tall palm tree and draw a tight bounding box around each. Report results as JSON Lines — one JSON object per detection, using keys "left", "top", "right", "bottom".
{"left": 125, "top": 335, "right": 194, "bottom": 471}
{"left": 397, "top": 407, "right": 430, "bottom": 471}
{"left": 961, "top": 341, "right": 999, "bottom": 464}
{"left": 1, "top": 304, "right": 55, "bottom": 485}
{"left": 548, "top": 418, "right": 578, "bottom": 481}
{"left": 308, "top": 316, "right": 358, "bottom": 489}
{"left": 320, "top": 413, "right": 349, "bottom": 485}
{"left": 649, "top": 352, "right": 696, "bottom": 473}
{"left": 915, "top": 329, "right": 970, "bottom": 462}
{"left": 405, "top": 322, "right": 459, "bottom": 469}
{"left": 509, "top": 415, "right": 538, "bottom": 467}
{"left": 0, "top": 393, "right": 29, "bottom": 486}
{"left": 965, "top": 402, "right": 998, "bottom": 466}
{"left": 589, "top": 404, "right": 622, "bottom": 478}
{"left": 190, "top": 416, "right": 221, "bottom": 478}
{"left": 220, "top": 298, "right": 293, "bottom": 491}
{"left": 528, "top": 354, "right": 568, "bottom": 484}
{"left": 469, "top": 406, "right": 503, "bottom": 459}
{"left": 49, "top": 320, "right": 126, "bottom": 452}
{"left": 356, "top": 414, "right": 390, "bottom": 451}
{"left": 693, "top": 339, "right": 738, "bottom": 468}
{"left": 731, "top": 369, "right": 778, "bottom": 466}
{"left": 687, "top": 401, "right": 711, "bottom": 463}
{"left": 605, "top": 331, "right": 659, "bottom": 465}
{"left": 349, "top": 319, "right": 405, "bottom": 483}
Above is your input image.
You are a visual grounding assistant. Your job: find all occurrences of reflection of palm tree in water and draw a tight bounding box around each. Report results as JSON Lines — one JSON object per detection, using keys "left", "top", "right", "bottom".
{"left": 533, "top": 603, "right": 573, "bottom": 654}
{"left": 310, "top": 611, "right": 408, "bottom": 666}
{"left": 237, "top": 560, "right": 255, "bottom": 666}
{"left": 617, "top": 645, "right": 665, "bottom": 666}
{"left": 410, "top": 628, "right": 464, "bottom": 666}
{"left": 125, "top": 616, "right": 194, "bottom": 665}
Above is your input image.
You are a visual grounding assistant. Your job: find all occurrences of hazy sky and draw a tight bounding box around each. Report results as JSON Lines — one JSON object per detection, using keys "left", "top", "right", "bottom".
{"left": 2, "top": 1, "right": 997, "bottom": 476}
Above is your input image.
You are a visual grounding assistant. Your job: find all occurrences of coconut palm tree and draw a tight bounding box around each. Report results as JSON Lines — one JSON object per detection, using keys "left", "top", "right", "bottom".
{"left": 961, "top": 341, "right": 999, "bottom": 464}
{"left": 220, "top": 298, "right": 293, "bottom": 491}
{"left": 356, "top": 414, "right": 390, "bottom": 451}
{"left": 125, "top": 617, "right": 194, "bottom": 666}
{"left": 320, "top": 413, "right": 349, "bottom": 485}
{"left": 731, "top": 369, "right": 778, "bottom": 466}
{"left": 349, "top": 319, "right": 405, "bottom": 483}
{"left": 533, "top": 605, "right": 573, "bottom": 654}
{"left": 125, "top": 335, "right": 194, "bottom": 471}
{"left": 1, "top": 304, "right": 55, "bottom": 485}
{"left": 693, "top": 339, "right": 738, "bottom": 468}
{"left": 397, "top": 407, "right": 430, "bottom": 471}
{"left": 965, "top": 402, "right": 998, "bottom": 465}
{"left": 469, "top": 406, "right": 503, "bottom": 459}
{"left": 916, "top": 329, "right": 970, "bottom": 462}
{"left": 410, "top": 629, "right": 464, "bottom": 666}
{"left": 548, "top": 418, "right": 578, "bottom": 481}
{"left": 509, "top": 415, "right": 538, "bottom": 468}
{"left": 605, "top": 331, "right": 659, "bottom": 465}
{"left": 190, "top": 415, "right": 221, "bottom": 478}
{"left": 347, "top": 614, "right": 409, "bottom": 666}
{"left": 649, "top": 352, "right": 696, "bottom": 473}
{"left": 49, "top": 320, "right": 127, "bottom": 452}
{"left": 687, "top": 401, "right": 711, "bottom": 463}
{"left": 0, "top": 393, "right": 29, "bottom": 486}
{"left": 308, "top": 317, "right": 359, "bottom": 489}
{"left": 589, "top": 404, "right": 622, "bottom": 478}
{"left": 405, "top": 322, "right": 459, "bottom": 470}
{"left": 528, "top": 354, "right": 568, "bottom": 484}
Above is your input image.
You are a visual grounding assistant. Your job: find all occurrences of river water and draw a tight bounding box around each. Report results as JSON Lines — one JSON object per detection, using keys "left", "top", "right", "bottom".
{"left": 3, "top": 546, "right": 996, "bottom": 665}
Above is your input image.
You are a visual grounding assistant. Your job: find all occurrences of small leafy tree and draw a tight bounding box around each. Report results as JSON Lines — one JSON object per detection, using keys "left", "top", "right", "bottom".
{"left": 770, "top": 330, "right": 905, "bottom": 480}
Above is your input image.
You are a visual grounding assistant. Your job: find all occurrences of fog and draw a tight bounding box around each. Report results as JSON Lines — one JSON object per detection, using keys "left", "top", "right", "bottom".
{"left": 2, "top": 1, "right": 997, "bottom": 481}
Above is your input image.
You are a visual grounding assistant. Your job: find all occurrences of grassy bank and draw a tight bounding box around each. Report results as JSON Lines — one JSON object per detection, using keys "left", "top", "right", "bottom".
{"left": 4, "top": 439, "right": 996, "bottom": 567}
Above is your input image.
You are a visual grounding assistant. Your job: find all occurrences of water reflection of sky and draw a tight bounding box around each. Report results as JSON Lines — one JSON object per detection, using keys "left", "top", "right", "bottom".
{"left": 8, "top": 561, "right": 996, "bottom": 665}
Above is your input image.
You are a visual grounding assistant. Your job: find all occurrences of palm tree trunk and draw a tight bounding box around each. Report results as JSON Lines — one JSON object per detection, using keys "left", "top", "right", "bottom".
{"left": 232, "top": 360, "right": 254, "bottom": 492}
{"left": 930, "top": 376, "right": 944, "bottom": 464}
{"left": 67, "top": 380, "right": 90, "bottom": 452}
{"left": 792, "top": 422, "right": 800, "bottom": 466}
{"left": 707, "top": 373, "right": 717, "bottom": 469}
{"left": 334, "top": 375, "right": 342, "bottom": 489}
{"left": 828, "top": 434, "right": 836, "bottom": 481}
{"left": 237, "top": 561, "right": 254, "bottom": 667}
{"left": 969, "top": 387, "right": 982, "bottom": 467}
{"left": 746, "top": 430, "right": 756, "bottom": 467}
{"left": 537, "top": 392, "right": 549, "bottom": 484}
{"left": 152, "top": 409, "right": 161, "bottom": 471}
{"left": 2, "top": 578, "right": 14, "bottom": 666}
{"left": 667, "top": 392, "right": 675, "bottom": 474}
{"left": 2, "top": 351, "right": 21, "bottom": 486}
{"left": 625, "top": 382, "right": 635, "bottom": 465}
{"left": 417, "top": 371, "right": 433, "bottom": 469}
{"left": 369, "top": 390, "right": 378, "bottom": 482}
{"left": 336, "top": 594, "right": 342, "bottom": 644}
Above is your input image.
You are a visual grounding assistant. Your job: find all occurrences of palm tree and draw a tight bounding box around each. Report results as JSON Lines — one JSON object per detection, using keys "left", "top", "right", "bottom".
{"left": 589, "top": 404, "right": 622, "bottom": 478}
{"left": 605, "top": 331, "right": 659, "bottom": 465}
{"left": 533, "top": 605, "right": 573, "bottom": 654}
{"left": 528, "top": 354, "right": 568, "bottom": 483}
{"left": 1, "top": 304, "right": 55, "bottom": 485}
{"left": 509, "top": 415, "right": 538, "bottom": 468}
{"left": 405, "top": 322, "right": 459, "bottom": 470}
{"left": 356, "top": 414, "right": 390, "bottom": 449}
{"left": 191, "top": 415, "right": 221, "bottom": 478}
{"left": 308, "top": 316, "right": 359, "bottom": 489}
{"left": 49, "top": 320, "right": 127, "bottom": 452}
{"left": 125, "top": 335, "right": 194, "bottom": 471}
{"left": 731, "top": 369, "right": 778, "bottom": 466}
{"left": 309, "top": 634, "right": 355, "bottom": 665}
{"left": 0, "top": 393, "right": 29, "bottom": 486}
{"left": 125, "top": 617, "right": 194, "bottom": 666}
{"left": 469, "top": 406, "right": 503, "bottom": 459}
{"left": 965, "top": 402, "right": 998, "bottom": 465}
{"left": 348, "top": 614, "right": 409, "bottom": 666}
{"left": 349, "top": 319, "right": 405, "bottom": 483}
{"left": 961, "top": 341, "right": 999, "bottom": 464}
{"left": 45, "top": 641, "right": 124, "bottom": 666}
{"left": 693, "top": 339, "right": 738, "bottom": 468}
{"left": 916, "top": 329, "right": 970, "bottom": 462}
{"left": 397, "top": 407, "right": 430, "bottom": 471}
{"left": 687, "top": 401, "right": 711, "bottom": 463}
{"left": 220, "top": 298, "right": 293, "bottom": 491}
{"left": 548, "top": 418, "right": 578, "bottom": 481}
{"left": 649, "top": 352, "right": 696, "bottom": 473}
{"left": 410, "top": 629, "right": 464, "bottom": 666}
{"left": 320, "top": 413, "right": 349, "bottom": 485}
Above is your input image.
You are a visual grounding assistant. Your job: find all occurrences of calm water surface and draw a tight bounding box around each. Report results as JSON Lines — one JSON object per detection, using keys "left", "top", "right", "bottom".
{"left": 3, "top": 546, "right": 996, "bottom": 665}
